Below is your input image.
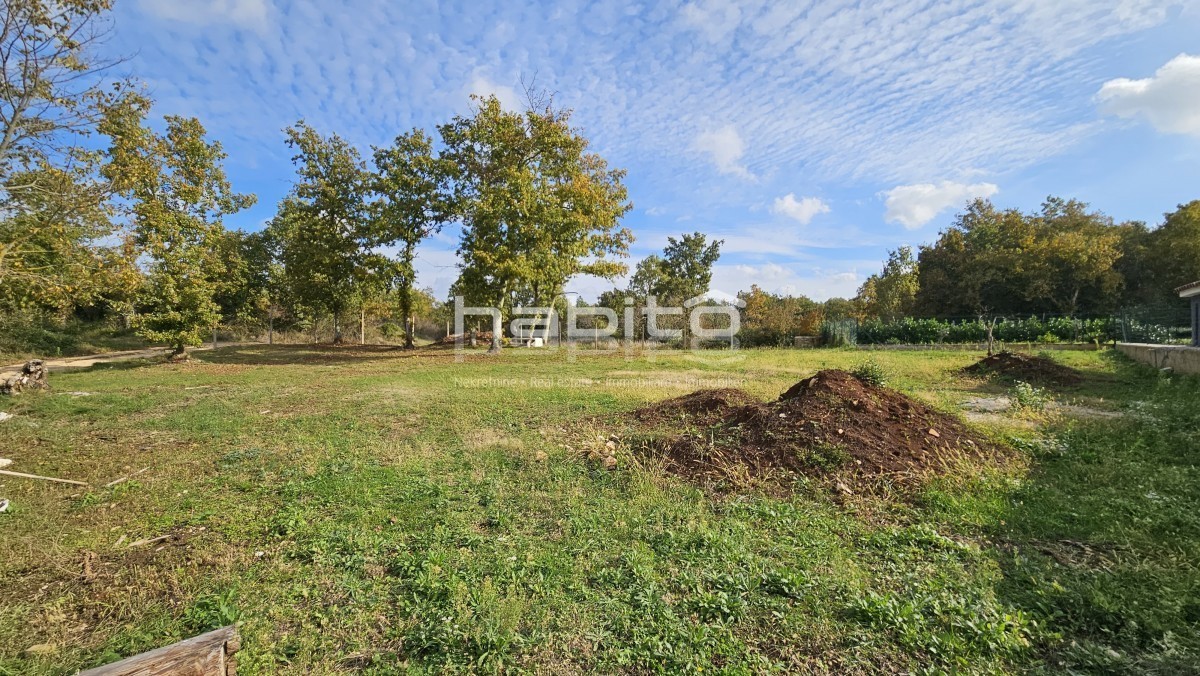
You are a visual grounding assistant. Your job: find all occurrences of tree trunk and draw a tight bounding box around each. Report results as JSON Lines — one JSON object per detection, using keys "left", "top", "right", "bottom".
{"left": 488, "top": 289, "right": 507, "bottom": 354}
{"left": 488, "top": 310, "right": 503, "bottom": 353}
{"left": 401, "top": 287, "right": 415, "bottom": 350}
{"left": 360, "top": 308, "right": 365, "bottom": 345}
{"left": 399, "top": 246, "right": 418, "bottom": 349}
{"left": 333, "top": 311, "right": 343, "bottom": 344}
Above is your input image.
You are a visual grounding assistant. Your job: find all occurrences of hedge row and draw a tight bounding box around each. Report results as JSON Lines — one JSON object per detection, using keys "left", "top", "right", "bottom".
{"left": 735, "top": 316, "right": 1185, "bottom": 347}
{"left": 855, "top": 316, "right": 1179, "bottom": 345}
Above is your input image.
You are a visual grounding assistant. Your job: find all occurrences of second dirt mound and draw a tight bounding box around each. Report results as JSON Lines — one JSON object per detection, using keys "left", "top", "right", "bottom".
{"left": 961, "top": 351, "right": 1082, "bottom": 386}
{"left": 627, "top": 370, "right": 997, "bottom": 491}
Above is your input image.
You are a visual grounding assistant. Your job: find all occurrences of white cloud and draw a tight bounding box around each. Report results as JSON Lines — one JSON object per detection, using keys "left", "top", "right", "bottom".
{"left": 692, "top": 125, "right": 753, "bottom": 179}
{"left": 467, "top": 74, "right": 523, "bottom": 112}
{"left": 883, "top": 181, "right": 999, "bottom": 229}
{"left": 1097, "top": 53, "right": 1200, "bottom": 137}
{"left": 733, "top": 262, "right": 792, "bottom": 284}
{"left": 771, "top": 194, "right": 830, "bottom": 224}
{"left": 112, "top": 0, "right": 1189, "bottom": 237}
{"left": 714, "top": 263, "right": 862, "bottom": 301}
{"left": 645, "top": 206, "right": 666, "bottom": 216}
{"left": 137, "top": 0, "right": 268, "bottom": 29}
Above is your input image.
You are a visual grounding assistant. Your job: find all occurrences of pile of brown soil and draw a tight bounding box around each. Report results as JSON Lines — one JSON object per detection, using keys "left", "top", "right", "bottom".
{"left": 630, "top": 388, "right": 759, "bottom": 425}
{"left": 626, "top": 370, "right": 997, "bottom": 490}
{"left": 961, "top": 351, "right": 1082, "bottom": 386}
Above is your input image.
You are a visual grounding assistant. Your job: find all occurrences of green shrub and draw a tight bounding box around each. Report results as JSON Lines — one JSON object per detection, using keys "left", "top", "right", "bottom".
{"left": 378, "top": 322, "right": 404, "bottom": 340}
{"left": 1010, "top": 381, "right": 1049, "bottom": 413}
{"left": 851, "top": 358, "right": 888, "bottom": 386}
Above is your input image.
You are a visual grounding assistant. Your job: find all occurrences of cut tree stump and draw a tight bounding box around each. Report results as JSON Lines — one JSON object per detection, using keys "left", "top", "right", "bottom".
{"left": 78, "top": 626, "right": 240, "bottom": 675}
{"left": 1, "top": 360, "right": 49, "bottom": 395}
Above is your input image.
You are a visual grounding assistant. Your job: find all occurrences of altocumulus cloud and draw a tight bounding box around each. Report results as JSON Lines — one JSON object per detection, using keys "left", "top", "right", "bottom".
{"left": 883, "top": 181, "right": 999, "bottom": 230}
{"left": 136, "top": 0, "right": 269, "bottom": 29}
{"left": 1097, "top": 53, "right": 1200, "bottom": 137}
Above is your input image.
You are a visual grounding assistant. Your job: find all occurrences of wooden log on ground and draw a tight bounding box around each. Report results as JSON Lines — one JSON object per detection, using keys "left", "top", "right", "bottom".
{"left": 79, "top": 625, "right": 240, "bottom": 676}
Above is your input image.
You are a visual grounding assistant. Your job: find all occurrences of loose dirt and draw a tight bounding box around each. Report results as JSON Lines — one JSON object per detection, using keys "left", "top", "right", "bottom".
{"left": 625, "top": 370, "right": 998, "bottom": 491}
{"left": 961, "top": 351, "right": 1083, "bottom": 386}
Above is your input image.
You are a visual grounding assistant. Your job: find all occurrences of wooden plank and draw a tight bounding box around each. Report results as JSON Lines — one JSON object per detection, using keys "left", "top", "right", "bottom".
{"left": 0, "top": 469, "right": 88, "bottom": 486}
{"left": 79, "top": 626, "right": 238, "bottom": 676}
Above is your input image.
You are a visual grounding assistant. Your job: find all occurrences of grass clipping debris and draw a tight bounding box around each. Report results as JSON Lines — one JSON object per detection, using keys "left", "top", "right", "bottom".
{"left": 625, "top": 369, "right": 998, "bottom": 493}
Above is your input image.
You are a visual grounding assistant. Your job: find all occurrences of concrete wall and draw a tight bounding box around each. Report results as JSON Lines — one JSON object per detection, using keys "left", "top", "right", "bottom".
{"left": 1117, "top": 343, "right": 1200, "bottom": 375}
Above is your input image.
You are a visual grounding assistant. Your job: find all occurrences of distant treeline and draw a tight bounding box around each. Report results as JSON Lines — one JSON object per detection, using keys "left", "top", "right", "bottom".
{"left": 732, "top": 197, "right": 1200, "bottom": 347}
{"left": 855, "top": 315, "right": 1184, "bottom": 346}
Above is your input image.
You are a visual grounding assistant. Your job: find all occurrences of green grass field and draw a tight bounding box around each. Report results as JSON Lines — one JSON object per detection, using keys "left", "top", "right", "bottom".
{"left": 1, "top": 346, "right": 1197, "bottom": 674}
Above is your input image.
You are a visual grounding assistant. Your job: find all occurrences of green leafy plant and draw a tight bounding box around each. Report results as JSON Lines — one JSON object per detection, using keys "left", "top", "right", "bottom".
{"left": 183, "top": 589, "right": 242, "bottom": 633}
{"left": 851, "top": 358, "right": 889, "bottom": 386}
{"left": 1010, "top": 381, "right": 1049, "bottom": 413}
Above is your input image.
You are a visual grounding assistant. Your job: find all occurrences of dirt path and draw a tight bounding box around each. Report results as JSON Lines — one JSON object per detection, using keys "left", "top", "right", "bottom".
{"left": 1, "top": 343, "right": 258, "bottom": 380}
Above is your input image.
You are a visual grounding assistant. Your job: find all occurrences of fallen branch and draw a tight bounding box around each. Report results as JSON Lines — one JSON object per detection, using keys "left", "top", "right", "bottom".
{"left": 104, "top": 467, "right": 149, "bottom": 488}
{"left": 128, "top": 534, "right": 173, "bottom": 548}
{"left": 0, "top": 469, "right": 87, "bottom": 486}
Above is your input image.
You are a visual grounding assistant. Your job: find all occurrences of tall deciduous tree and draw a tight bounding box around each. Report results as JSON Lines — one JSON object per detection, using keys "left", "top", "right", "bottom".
{"left": 655, "top": 232, "right": 722, "bottom": 303}
{"left": 371, "top": 129, "right": 453, "bottom": 348}
{"left": 856, "top": 246, "right": 919, "bottom": 320}
{"left": 441, "top": 94, "right": 633, "bottom": 352}
{"left": 0, "top": 0, "right": 147, "bottom": 316}
{"left": 103, "top": 109, "right": 255, "bottom": 355}
{"left": 1149, "top": 200, "right": 1200, "bottom": 299}
{"left": 916, "top": 197, "right": 1125, "bottom": 318}
{"left": 269, "top": 122, "right": 370, "bottom": 343}
{"left": 0, "top": 162, "right": 116, "bottom": 311}
{"left": 212, "top": 229, "right": 274, "bottom": 332}
{"left": 650, "top": 232, "right": 722, "bottom": 346}
{"left": 1026, "top": 197, "right": 1122, "bottom": 316}
{"left": 0, "top": 0, "right": 130, "bottom": 182}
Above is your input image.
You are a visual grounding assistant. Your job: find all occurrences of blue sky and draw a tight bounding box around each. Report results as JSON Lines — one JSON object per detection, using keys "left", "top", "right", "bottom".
{"left": 109, "top": 0, "right": 1200, "bottom": 300}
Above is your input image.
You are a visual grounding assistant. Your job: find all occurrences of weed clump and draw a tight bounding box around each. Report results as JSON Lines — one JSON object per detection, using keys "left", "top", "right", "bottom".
{"left": 1009, "top": 381, "right": 1050, "bottom": 413}
{"left": 850, "top": 358, "right": 889, "bottom": 386}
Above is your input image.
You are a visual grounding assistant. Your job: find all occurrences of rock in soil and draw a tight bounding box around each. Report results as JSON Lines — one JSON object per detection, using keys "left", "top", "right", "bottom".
{"left": 961, "top": 351, "right": 1082, "bottom": 386}
{"left": 1, "top": 360, "right": 50, "bottom": 395}
{"left": 626, "top": 370, "right": 999, "bottom": 492}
